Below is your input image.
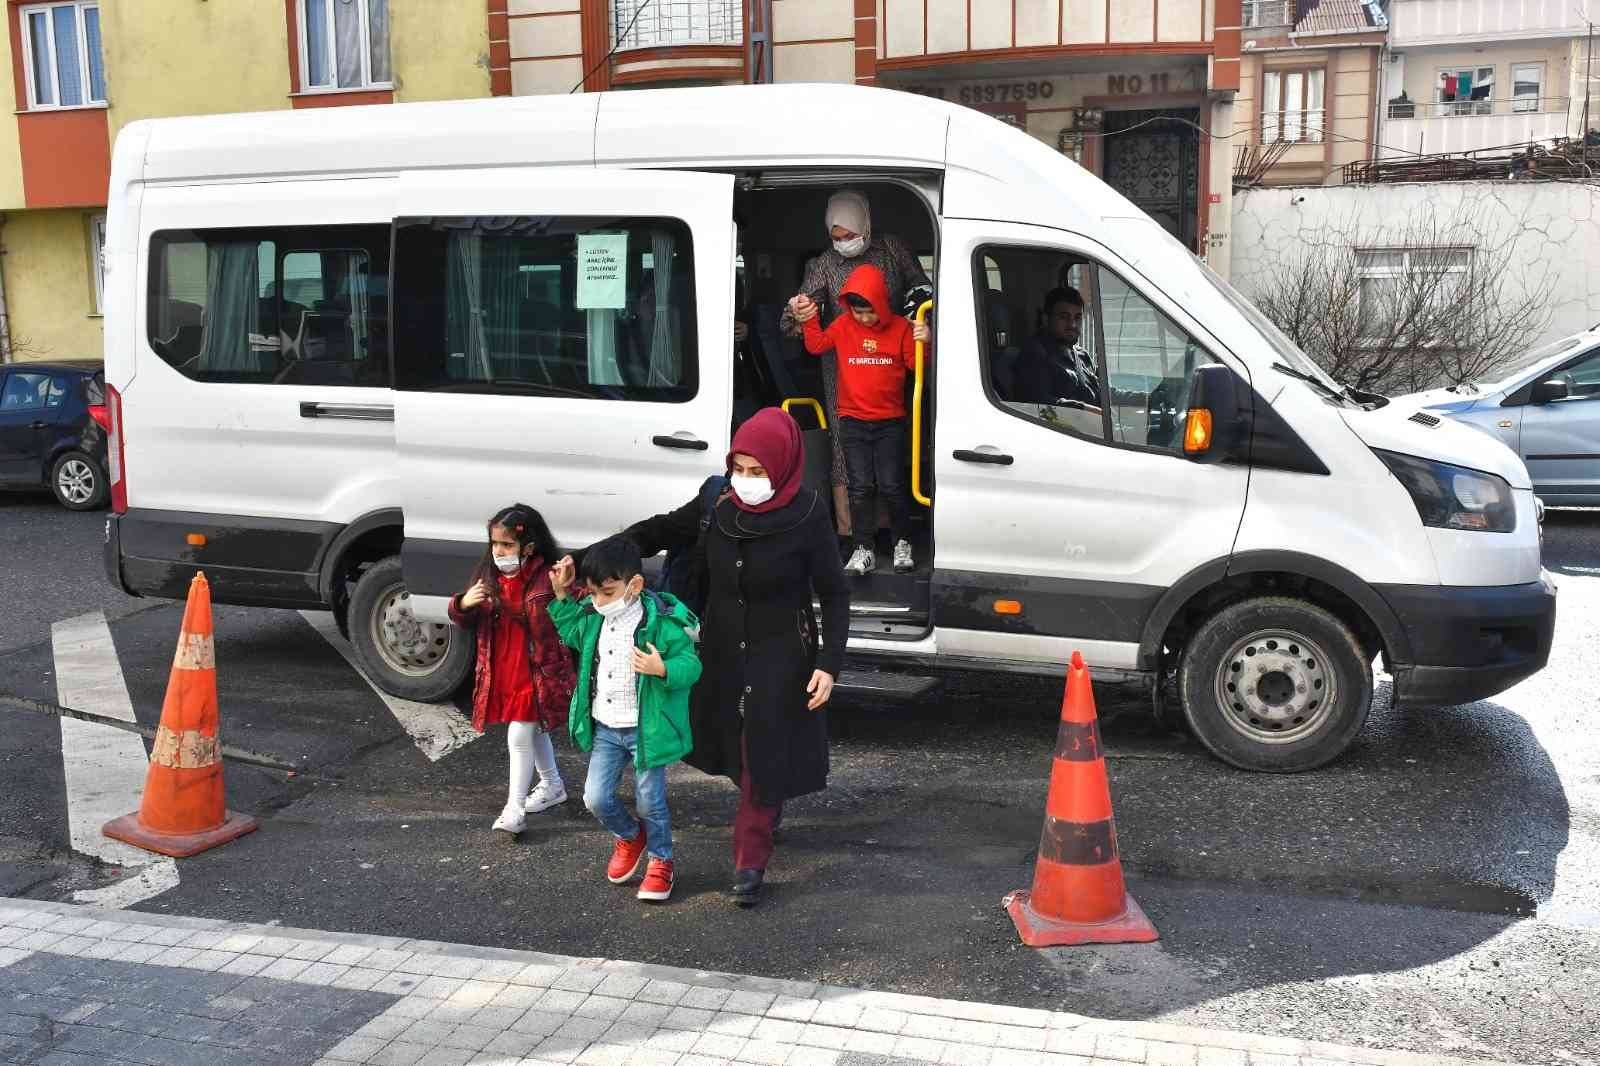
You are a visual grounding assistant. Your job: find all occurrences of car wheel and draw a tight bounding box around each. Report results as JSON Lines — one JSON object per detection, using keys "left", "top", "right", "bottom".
{"left": 1178, "top": 596, "right": 1372, "bottom": 773}
{"left": 50, "top": 451, "right": 108, "bottom": 511}
{"left": 347, "top": 555, "right": 471, "bottom": 702}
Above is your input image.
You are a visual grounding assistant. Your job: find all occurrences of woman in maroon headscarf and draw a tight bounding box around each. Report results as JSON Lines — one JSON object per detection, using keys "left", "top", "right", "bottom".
{"left": 572, "top": 408, "right": 849, "bottom": 906}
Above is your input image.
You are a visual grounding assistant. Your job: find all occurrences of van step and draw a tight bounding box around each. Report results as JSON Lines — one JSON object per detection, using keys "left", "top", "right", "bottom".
{"left": 835, "top": 671, "right": 941, "bottom": 701}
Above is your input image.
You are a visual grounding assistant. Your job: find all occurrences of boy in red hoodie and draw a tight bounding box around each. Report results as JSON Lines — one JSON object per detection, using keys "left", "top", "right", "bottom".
{"left": 791, "top": 263, "right": 930, "bottom": 576}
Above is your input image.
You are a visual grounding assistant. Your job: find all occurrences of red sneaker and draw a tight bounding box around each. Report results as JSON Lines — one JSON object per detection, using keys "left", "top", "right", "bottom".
{"left": 606, "top": 829, "right": 648, "bottom": 884}
{"left": 637, "top": 858, "right": 675, "bottom": 902}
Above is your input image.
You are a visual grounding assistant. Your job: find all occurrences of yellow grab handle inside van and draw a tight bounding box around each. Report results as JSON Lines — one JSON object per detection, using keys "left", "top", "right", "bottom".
{"left": 912, "top": 300, "right": 933, "bottom": 507}
{"left": 781, "top": 397, "right": 828, "bottom": 430}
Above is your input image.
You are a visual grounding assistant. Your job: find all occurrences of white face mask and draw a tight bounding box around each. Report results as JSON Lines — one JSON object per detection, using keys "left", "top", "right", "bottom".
{"left": 730, "top": 474, "right": 775, "bottom": 507}
{"left": 594, "top": 594, "right": 633, "bottom": 618}
{"left": 493, "top": 554, "right": 522, "bottom": 574}
{"left": 833, "top": 236, "right": 868, "bottom": 258}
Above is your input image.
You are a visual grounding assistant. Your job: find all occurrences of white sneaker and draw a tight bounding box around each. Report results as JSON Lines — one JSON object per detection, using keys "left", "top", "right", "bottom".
{"left": 492, "top": 805, "right": 526, "bottom": 836}
{"left": 523, "top": 780, "right": 568, "bottom": 814}
{"left": 844, "top": 546, "right": 876, "bottom": 576}
{"left": 893, "top": 540, "right": 915, "bottom": 573}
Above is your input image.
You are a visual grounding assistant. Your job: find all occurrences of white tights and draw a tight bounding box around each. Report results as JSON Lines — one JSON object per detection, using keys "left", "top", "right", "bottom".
{"left": 506, "top": 721, "right": 562, "bottom": 808}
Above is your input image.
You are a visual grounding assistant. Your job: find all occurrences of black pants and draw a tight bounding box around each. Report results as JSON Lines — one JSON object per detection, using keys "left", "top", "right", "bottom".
{"left": 840, "top": 416, "right": 909, "bottom": 550}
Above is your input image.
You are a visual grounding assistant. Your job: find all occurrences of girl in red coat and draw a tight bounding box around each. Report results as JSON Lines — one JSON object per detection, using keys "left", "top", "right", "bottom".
{"left": 448, "top": 504, "right": 576, "bottom": 837}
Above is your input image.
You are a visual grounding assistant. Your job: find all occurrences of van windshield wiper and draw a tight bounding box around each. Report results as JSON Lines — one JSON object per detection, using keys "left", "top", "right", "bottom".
{"left": 1271, "top": 362, "right": 1351, "bottom": 405}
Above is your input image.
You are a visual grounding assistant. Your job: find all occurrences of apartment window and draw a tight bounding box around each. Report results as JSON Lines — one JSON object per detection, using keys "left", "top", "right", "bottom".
{"left": 392, "top": 216, "right": 699, "bottom": 403}
{"left": 19, "top": 2, "right": 105, "bottom": 109}
{"left": 299, "top": 0, "right": 391, "bottom": 91}
{"left": 1262, "top": 69, "right": 1325, "bottom": 144}
{"left": 1242, "top": 0, "right": 1293, "bottom": 28}
{"left": 1511, "top": 64, "right": 1544, "bottom": 113}
{"left": 147, "top": 225, "right": 390, "bottom": 387}
{"left": 612, "top": 0, "right": 742, "bottom": 51}
{"left": 1438, "top": 67, "right": 1493, "bottom": 116}
{"left": 1356, "top": 248, "right": 1472, "bottom": 329}
{"left": 90, "top": 214, "right": 107, "bottom": 314}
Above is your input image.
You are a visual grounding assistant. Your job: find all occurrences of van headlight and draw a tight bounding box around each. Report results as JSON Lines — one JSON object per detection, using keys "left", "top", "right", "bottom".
{"left": 1374, "top": 450, "right": 1516, "bottom": 533}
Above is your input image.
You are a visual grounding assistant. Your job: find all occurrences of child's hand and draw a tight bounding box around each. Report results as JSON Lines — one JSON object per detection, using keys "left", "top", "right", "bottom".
{"left": 460, "top": 580, "right": 489, "bottom": 609}
{"left": 912, "top": 321, "right": 931, "bottom": 345}
{"left": 789, "top": 294, "right": 818, "bottom": 323}
{"left": 550, "top": 556, "right": 575, "bottom": 599}
{"left": 631, "top": 642, "right": 667, "bottom": 678}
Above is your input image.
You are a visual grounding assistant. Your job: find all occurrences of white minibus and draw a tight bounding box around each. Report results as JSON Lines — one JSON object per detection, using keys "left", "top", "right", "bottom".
{"left": 101, "top": 85, "right": 1555, "bottom": 772}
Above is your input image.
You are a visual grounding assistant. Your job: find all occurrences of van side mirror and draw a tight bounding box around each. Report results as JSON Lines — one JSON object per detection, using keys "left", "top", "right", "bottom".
{"left": 1182, "top": 364, "right": 1249, "bottom": 464}
{"left": 1529, "top": 378, "right": 1570, "bottom": 404}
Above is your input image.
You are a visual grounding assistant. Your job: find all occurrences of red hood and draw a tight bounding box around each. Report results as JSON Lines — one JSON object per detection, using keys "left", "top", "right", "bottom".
{"left": 838, "top": 264, "right": 893, "bottom": 331}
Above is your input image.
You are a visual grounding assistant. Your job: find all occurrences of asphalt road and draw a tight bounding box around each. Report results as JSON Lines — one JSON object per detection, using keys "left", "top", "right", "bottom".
{"left": 2, "top": 493, "right": 1597, "bottom": 1064}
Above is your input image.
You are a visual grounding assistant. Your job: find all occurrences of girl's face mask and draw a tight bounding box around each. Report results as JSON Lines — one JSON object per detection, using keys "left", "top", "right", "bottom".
{"left": 493, "top": 554, "right": 522, "bottom": 574}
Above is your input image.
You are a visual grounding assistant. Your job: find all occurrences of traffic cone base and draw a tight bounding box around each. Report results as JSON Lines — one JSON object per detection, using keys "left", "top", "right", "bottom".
{"left": 1004, "top": 888, "right": 1158, "bottom": 947}
{"left": 101, "top": 572, "right": 259, "bottom": 860}
{"left": 102, "top": 809, "right": 257, "bottom": 859}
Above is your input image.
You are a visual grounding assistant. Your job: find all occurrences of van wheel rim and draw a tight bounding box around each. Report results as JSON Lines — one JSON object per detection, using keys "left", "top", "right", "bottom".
{"left": 372, "top": 587, "right": 451, "bottom": 676}
{"left": 1213, "top": 629, "right": 1337, "bottom": 745}
{"left": 57, "top": 460, "right": 96, "bottom": 504}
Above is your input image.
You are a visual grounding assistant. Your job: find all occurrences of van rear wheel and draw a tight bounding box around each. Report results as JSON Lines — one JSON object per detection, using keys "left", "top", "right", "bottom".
{"left": 348, "top": 555, "right": 471, "bottom": 702}
{"left": 1178, "top": 597, "right": 1371, "bottom": 773}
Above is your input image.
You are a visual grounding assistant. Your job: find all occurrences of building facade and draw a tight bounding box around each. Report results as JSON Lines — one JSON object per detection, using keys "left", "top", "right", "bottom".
{"left": 1376, "top": 0, "right": 1599, "bottom": 160}
{"left": 502, "top": 0, "right": 1257, "bottom": 271}
{"left": 0, "top": 0, "right": 492, "bottom": 365}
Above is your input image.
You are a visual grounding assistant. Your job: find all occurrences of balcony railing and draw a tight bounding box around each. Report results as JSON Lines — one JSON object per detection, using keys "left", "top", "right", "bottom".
{"left": 612, "top": 0, "right": 742, "bottom": 52}
{"left": 1386, "top": 95, "right": 1571, "bottom": 120}
{"left": 1242, "top": 0, "right": 1294, "bottom": 29}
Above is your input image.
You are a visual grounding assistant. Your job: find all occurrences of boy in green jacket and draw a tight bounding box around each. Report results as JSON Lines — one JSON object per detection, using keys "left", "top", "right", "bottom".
{"left": 549, "top": 536, "right": 700, "bottom": 903}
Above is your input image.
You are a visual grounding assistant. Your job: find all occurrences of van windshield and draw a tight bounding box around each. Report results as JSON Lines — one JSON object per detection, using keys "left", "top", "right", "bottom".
{"left": 1194, "top": 259, "right": 1356, "bottom": 406}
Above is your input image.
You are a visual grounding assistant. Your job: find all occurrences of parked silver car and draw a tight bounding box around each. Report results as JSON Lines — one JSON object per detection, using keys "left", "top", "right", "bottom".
{"left": 1401, "top": 326, "right": 1600, "bottom": 506}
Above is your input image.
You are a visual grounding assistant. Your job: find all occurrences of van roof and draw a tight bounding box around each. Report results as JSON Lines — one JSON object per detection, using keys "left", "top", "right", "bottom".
{"left": 127, "top": 83, "right": 956, "bottom": 185}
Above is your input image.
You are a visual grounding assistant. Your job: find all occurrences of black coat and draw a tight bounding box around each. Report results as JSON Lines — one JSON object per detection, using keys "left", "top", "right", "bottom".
{"left": 621, "top": 487, "right": 850, "bottom": 804}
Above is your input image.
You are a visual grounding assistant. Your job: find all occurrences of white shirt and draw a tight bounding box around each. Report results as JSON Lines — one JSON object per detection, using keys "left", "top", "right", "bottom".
{"left": 592, "top": 598, "right": 644, "bottom": 730}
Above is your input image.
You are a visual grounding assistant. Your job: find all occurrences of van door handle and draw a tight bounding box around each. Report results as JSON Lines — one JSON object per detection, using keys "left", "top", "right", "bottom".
{"left": 299, "top": 401, "right": 395, "bottom": 422}
{"left": 652, "top": 434, "right": 709, "bottom": 451}
{"left": 953, "top": 448, "right": 1014, "bottom": 466}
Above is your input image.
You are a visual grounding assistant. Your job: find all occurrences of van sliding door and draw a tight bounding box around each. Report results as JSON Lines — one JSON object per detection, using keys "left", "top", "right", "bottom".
{"left": 389, "top": 168, "right": 736, "bottom": 621}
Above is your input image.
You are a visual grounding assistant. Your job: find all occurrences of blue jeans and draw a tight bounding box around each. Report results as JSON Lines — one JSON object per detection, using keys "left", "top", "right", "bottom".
{"left": 584, "top": 724, "right": 672, "bottom": 861}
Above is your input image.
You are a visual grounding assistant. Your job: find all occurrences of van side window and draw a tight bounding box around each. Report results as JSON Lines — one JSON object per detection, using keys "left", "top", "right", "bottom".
{"left": 391, "top": 216, "right": 698, "bottom": 403}
{"left": 977, "top": 245, "right": 1217, "bottom": 454}
{"left": 147, "top": 226, "right": 390, "bottom": 387}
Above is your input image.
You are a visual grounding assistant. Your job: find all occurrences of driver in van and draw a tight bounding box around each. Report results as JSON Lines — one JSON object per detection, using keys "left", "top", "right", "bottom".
{"left": 1015, "top": 286, "right": 1101, "bottom": 410}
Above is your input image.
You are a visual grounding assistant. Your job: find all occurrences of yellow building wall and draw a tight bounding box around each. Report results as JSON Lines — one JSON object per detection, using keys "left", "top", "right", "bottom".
{"left": 3, "top": 210, "right": 104, "bottom": 363}
{"left": 393, "top": 0, "right": 491, "bottom": 102}
{"left": 102, "top": 1, "right": 290, "bottom": 145}
{"left": 0, "top": 12, "right": 25, "bottom": 211}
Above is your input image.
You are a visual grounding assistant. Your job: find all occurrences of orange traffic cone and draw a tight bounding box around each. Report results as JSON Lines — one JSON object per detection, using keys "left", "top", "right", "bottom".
{"left": 103, "top": 573, "right": 258, "bottom": 858}
{"left": 1004, "top": 651, "right": 1158, "bottom": 946}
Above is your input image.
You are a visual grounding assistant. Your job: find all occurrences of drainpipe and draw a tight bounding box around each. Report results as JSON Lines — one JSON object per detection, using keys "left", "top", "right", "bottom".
{"left": 0, "top": 213, "right": 12, "bottom": 365}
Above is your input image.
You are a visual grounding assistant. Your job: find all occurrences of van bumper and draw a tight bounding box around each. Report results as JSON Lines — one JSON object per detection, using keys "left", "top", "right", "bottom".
{"left": 102, "top": 514, "right": 137, "bottom": 597}
{"left": 1380, "top": 571, "right": 1557, "bottom": 707}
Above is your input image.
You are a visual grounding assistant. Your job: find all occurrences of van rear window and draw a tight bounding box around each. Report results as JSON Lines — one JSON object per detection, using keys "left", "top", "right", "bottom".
{"left": 146, "top": 226, "right": 390, "bottom": 387}
{"left": 391, "top": 216, "right": 698, "bottom": 403}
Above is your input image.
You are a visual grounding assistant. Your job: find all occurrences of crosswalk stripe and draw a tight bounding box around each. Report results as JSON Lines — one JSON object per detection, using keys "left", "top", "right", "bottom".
{"left": 299, "top": 611, "right": 479, "bottom": 762}
{"left": 51, "top": 611, "right": 179, "bottom": 908}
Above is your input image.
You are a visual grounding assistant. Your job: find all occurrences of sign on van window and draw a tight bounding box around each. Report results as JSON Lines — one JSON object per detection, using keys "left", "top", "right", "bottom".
{"left": 576, "top": 233, "right": 629, "bottom": 310}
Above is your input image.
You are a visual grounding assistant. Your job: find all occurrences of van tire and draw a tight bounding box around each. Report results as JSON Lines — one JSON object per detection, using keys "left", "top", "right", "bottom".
{"left": 348, "top": 555, "right": 471, "bottom": 703}
{"left": 1178, "top": 597, "right": 1371, "bottom": 773}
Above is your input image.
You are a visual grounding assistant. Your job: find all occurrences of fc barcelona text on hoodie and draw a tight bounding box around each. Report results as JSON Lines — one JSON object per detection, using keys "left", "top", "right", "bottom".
{"left": 801, "top": 264, "right": 922, "bottom": 422}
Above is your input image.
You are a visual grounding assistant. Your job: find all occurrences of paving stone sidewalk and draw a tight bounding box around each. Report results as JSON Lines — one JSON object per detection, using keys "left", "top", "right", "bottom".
{"left": 0, "top": 898, "right": 1527, "bottom": 1066}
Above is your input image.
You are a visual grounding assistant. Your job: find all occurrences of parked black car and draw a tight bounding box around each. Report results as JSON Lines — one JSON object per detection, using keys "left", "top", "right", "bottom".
{"left": 0, "top": 360, "right": 110, "bottom": 511}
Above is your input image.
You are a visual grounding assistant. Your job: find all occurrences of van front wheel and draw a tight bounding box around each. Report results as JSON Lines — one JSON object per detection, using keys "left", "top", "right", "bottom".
{"left": 348, "top": 555, "right": 471, "bottom": 703}
{"left": 1178, "top": 597, "right": 1371, "bottom": 773}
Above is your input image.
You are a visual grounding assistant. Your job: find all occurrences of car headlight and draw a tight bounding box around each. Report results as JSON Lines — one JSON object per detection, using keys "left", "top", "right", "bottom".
{"left": 1374, "top": 450, "right": 1517, "bottom": 532}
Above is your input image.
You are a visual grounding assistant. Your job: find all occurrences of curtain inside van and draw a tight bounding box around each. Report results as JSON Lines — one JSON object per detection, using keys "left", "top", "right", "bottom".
{"left": 645, "top": 228, "right": 680, "bottom": 388}
{"left": 198, "top": 243, "right": 263, "bottom": 374}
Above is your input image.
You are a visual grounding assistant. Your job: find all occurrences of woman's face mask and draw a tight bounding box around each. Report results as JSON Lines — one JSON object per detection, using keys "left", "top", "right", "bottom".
{"left": 730, "top": 474, "right": 775, "bottom": 507}
{"left": 833, "top": 236, "right": 868, "bottom": 258}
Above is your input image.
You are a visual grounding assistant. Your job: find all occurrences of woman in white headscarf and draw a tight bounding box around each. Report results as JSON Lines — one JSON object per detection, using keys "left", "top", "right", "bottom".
{"left": 780, "top": 190, "right": 933, "bottom": 538}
